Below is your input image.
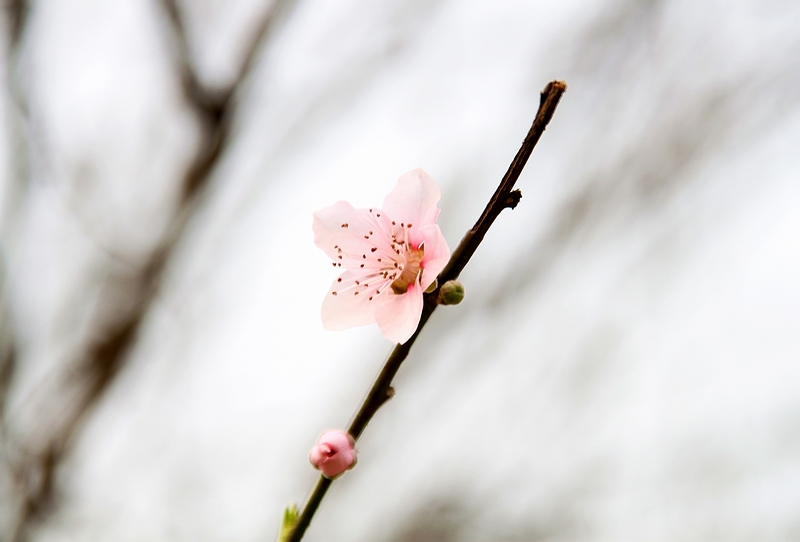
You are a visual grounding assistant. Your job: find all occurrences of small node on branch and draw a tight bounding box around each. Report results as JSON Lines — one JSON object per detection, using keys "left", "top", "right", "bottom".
{"left": 504, "top": 189, "right": 522, "bottom": 209}
{"left": 375, "top": 385, "right": 396, "bottom": 410}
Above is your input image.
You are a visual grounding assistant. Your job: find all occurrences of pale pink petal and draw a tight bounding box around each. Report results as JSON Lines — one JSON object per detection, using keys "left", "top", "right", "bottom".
{"left": 321, "top": 270, "right": 387, "bottom": 330}
{"left": 317, "top": 430, "right": 352, "bottom": 451}
{"left": 382, "top": 169, "right": 441, "bottom": 234}
{"left": 317, "top": 450, "right": 356, "bottom": 478}
{"left": 314, "top": 203, "right": 391, "bottom": 265}
{"left": 375, "top": 277, "right": 424, "bottom": 344}
{"left": 313, "top": 201, "right": 362, "bottom": 260}
{"left": 309, "top": 443, "right": 330, "bottom": 467}
{"left": 418, "top": 224, "right": 451, "bottom": 290}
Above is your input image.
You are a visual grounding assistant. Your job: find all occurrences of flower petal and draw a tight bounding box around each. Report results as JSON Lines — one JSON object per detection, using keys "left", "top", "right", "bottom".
{"left": 418, "top": 223, "right": 451, "bottom": 290}
{"left": 313, "top": 201, "right": 361, "bottom": 260}
{"left": 375, "top": 276, "right": 424, "bottom": 344}
{"left": 317, "top": 430, "right": 353, "bottom": 452}
{"left": 382, "top": 169, "right": 441, "bottom": 234}
{"left": 313, "top": 203, "right": 393, "bottom": 266}
{"left": 321, "top": 270, "right": 388, "bottom": 330}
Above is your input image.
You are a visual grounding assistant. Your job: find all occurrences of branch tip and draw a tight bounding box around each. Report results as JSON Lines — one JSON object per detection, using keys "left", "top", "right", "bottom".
{"left": 540, "top": 80, "right": 568, "bottom": 105}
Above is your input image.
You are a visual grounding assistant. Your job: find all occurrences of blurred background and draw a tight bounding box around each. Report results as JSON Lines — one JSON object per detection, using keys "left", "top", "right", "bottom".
{"left": 1, "top": 0, "right": 799, "bottom": 540}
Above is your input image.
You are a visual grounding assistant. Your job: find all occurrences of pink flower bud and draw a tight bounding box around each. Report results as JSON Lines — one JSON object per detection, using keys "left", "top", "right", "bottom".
{"left": 309, "top": 430, "right": 358, "bottom": 479}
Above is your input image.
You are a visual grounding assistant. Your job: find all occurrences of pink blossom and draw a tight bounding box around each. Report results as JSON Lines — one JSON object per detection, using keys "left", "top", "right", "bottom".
{"left": 313, "top": 169, "right": 451, "bottom": 344}
{"left": 309, "top": 430, "right": 358, "bottom": 479}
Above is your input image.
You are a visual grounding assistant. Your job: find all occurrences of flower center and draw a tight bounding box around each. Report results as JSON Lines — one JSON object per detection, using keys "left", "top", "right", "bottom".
{"left": 391, "top": 246, "right": 424, "bottom": 294}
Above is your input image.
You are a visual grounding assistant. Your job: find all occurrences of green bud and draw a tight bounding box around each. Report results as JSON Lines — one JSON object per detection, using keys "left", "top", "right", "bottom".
{"left": 437, "top": 280, "right": 464, "bottom": 305}
{"left": 277, "top": 503, "right": 299, "bottom": 542}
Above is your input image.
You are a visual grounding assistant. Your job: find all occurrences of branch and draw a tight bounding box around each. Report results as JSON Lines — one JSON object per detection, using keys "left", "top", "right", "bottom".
{"left": 7, "top": 3, "right": 296, "bottom": 540}
{"left": 286, "top": 80, "right": 567, "bottom": 542}
{"left": 162, "top": 0, "right": 297, "bottom": 201}
{"left": 4, "top": 0, "right": 29, "bottom": 55}
{"left": 438, "top": 80, "right": 567, "bottom": 284}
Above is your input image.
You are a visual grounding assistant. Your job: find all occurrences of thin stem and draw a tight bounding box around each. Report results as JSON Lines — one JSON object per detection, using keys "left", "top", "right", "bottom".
{"left": 439, "top": 80, "right": 568, "bottom": 283}
{"left": 286, "top": 80, "right": 567, "bottom": 542}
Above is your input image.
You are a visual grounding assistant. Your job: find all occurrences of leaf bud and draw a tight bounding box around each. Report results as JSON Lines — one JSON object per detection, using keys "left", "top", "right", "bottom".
{"left": 437, "top": 280, "right": 464, "bottom": 305}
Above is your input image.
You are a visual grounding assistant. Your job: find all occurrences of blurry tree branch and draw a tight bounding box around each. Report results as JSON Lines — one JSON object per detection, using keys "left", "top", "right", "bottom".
{"left": 4, "top": 0, "right": 27, "bottom": 53}
{"left": 4, "top": 2, "right": 295, "bottom": 540}
{"left": 286, "top": 80, "right": 567, "bottom": 542}
{"left": 0, "top": 276, "right": 16, "bottom": 454}
{"left": 163, "top": 0, "right": 296, "bottom": 201}
{"left": 0, "top": 0, "right": 27, "bottom": 408}
{"left": 3, "top": 0, "right": 29, "bottom": 117}
{"left": 1, "top": 3, "right": 27, "bottom": 537}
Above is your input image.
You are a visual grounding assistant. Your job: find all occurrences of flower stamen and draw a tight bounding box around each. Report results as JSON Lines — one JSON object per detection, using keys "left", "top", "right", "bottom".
{"left": 391, "top": 246, "right": 424, "bottom": 294}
